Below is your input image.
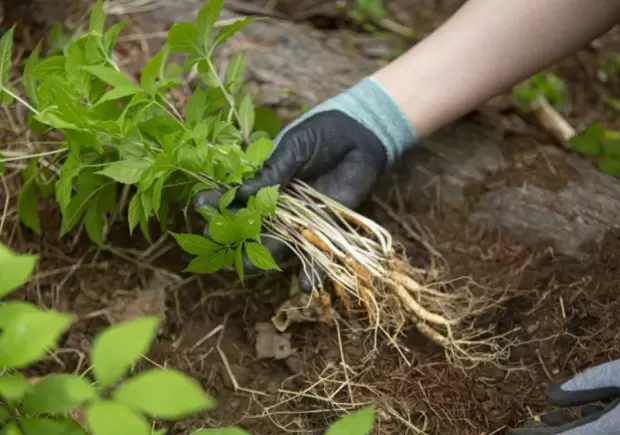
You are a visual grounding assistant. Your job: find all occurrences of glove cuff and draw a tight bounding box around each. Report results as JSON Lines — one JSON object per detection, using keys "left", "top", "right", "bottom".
{"left": 286, "top": 77, "right": 418, "bottom": 165}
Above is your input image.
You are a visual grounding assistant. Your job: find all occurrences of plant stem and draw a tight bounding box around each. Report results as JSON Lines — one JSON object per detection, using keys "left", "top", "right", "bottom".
{"left": 0, "top": 396, "right": 28, "bottom": 435}
{"left": 1, "top": 87, "right": 39, "bottom": 115}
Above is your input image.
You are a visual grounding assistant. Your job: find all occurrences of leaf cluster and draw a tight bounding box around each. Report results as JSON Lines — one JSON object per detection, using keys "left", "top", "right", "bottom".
{"left": 511, "top": 72, "right": 566, "bottom": 112}
{"left": 570, "top": 122, "right": 620, "bottom": 176}
{"left": 2, "top": 0, "right": 282, "bottom": 277}
{"left": 0, "top": 244, "right": 376, "bottom": 434}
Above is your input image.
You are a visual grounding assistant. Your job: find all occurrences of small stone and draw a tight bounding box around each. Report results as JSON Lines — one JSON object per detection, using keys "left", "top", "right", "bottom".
{"left": 285, "top": 354, "right": 305, "bottom": 374}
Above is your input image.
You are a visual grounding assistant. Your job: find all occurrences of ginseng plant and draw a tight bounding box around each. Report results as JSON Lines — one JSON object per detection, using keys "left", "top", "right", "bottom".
{"left": 1, "top": 0, "right": 512, "bottom": 369}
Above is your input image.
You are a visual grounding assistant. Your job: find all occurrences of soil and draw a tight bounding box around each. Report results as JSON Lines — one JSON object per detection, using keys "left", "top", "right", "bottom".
{"left": 2, "top": 1, "right": 620, "bottom": 435}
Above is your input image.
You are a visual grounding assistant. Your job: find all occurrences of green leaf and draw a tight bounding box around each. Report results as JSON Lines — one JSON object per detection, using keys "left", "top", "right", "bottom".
{"left": 104, "top": 22, "right": 128, "bottom": 54}
{"left": 253, "top": 185, "right": 279, "bottom": 215}
{"left": 234, "top": 244, "right": 244, "bottom": 281}
{"left": 0, "top": 310, "right": 74, "bottom": 369}
{"left": 238, "top": 93, "right": 254, "bottom": 138}
{"left": 244, "top": 242, "right": 279, "bottom": 271}
{"left": 89, "top": 0, "right": 106, "bottom": 34}
{"left": 31, "top": 56, "right": 66, "bottom": 80}
{"left": 185, "top": 88, "right": 206, "bottom": 126}
{"left": 141, "top": 48, "right": 167, "bottom": 92}
{"left": 18, "top": 417, "right": 88, "bottom": 435}
{"left": 84, "top": 205, "right": 105, "bottom": 246}
{"left": 0, "top": 26, "right": 14, "bottom": 85}
{"left": 0, "top": 152, "right": 4, "bottom": 174}
{"left": 83, "top": 65, "right": 134, "bottom": 87}
{"left": 598, "top": 157, "right": 620, "bottom": 176}
{"left": 191, "top": 429, "right": 250, "bottom": 435}
{"left": 209, "top": 214, "right": 238, "bottom": 244}
{"left": 0, "top": 373, "right": 30, "bottom": 402}
{"left": 0, "top": 301, "right": 40, "bottom": 329}
{"left": 91, "top": 316, "right": 160, "bottom": 388}
{"left": 0, "top": 246, "right": 38, "bottom": 298}
{"left": 167, "top": 22, "right": 200, "bottom": 54}
{"left": 197, "top": 0, "right": 224, "bottom": 47}
{"left": 254, "top": 107, "right": 281, "bottom": 138}
{"left": 128, "top": 193, "right": 142, "bottom": 234}
{"left": 170, "top": 232, "right": 220, "bottom": 255}
{"left": 60, "top": 185, "right": 101, "bottom": 238}
{"left": 234, "top": 209, "right": 261, "bottom": 240}
{"left": 23, "top": 43, "right": 41, "bottom": 104}
{"left": 219, "top": 187, "right": 238, "bottom": 211}
{"left": 184, "top": 250, "right": 228, "bottom": 274}
{"left": 245, "top": 138, "right": 272, "bottom": 167}
{"left": 97, "top": 85, "right": 144, "bottom": 104}
{"left": 603, "top": 136, "right": 620, "bottom": 158}
{"left": 325, "top": 405, "right": 376, "bottom": 435}
{"left": 197, "top": 205, "right": 218, "bottom": 221}
{"left": 96, "top": 158, "right": 153, "bottom": 184}
{"left": 212, "top": 18, "right": 253, "bottom": 50}
{"left": 18, "top": 178, "right": 41, "bottom": 234}
{"left": 225, "top": 51, "right": 245, "bottom": 94}
{"left": 86, "top": 401, "right": 150, "bottom": 435}
{"left": 570, "top": 123, "right": 605, "bottom": 156}
{"left": 21, "top": 373, "right": 96, "bottom": 414}
{"left": 114, "top": 368, "right": 215, "bottom": 419}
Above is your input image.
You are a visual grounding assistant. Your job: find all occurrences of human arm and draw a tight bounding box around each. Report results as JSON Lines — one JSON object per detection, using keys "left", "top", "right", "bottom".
{"left": 373, "top": 0, "right": 620, "bottom": 139}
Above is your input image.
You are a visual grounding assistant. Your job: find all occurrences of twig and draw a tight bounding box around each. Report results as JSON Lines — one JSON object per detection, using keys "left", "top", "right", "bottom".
{"left": 531, "top": 96, "right": 576, "bottom": 148}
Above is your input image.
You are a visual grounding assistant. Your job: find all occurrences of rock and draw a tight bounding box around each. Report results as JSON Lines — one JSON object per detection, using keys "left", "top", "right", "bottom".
{"left": 254, "top": 322, "right": 293, "bottom": 360}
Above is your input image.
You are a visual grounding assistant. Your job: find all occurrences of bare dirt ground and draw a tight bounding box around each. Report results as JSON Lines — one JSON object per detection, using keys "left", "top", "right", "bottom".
{"left": 2, "top": 1, "right": 620, "bottom": 434}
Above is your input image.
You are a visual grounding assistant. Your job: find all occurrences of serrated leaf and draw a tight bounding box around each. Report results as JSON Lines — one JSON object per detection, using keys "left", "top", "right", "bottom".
{"left": 23, "top": 43, "right": 41, "bottom": 104}
{"left": 141, "top": 48, "right": 167, "bottom": 92}
{"left": 211, "top": 18, "right": 253, "bottom": 51}
{"left": 167, "top": 22, "right": 200, "bottom": 54}
{"left": 85, "top": 203, "right": 105, "bottom": 246}
{"left": 170, "top": 232, "right": 220, "bottom": 255}
{"left": 114, "top": 368, "right": 214, "bottom": 419}
{"left": 197, "top": 0, "right": 223, "bottom": 47}
{"left": 225, "top": 51, "right": 245, "bottom": 94}
{"left": 104, "top": 21, "right": 128, "bottom": 54}
{"left": 184, "top": 251, "right": 228, "bottom": 274}
{"left": 219, "top": 187, "right": 238, "bottom": 211}
{"left": 0, "top": 245, "right": 38, "bottom": 298}
{"left": 128, "top": 194, "right": 142, "bottom": 234}
{"left": 83, "top": 65, "right": 134, "bottom": 87}
{"left": 253, "top": 185, "right": 279, "bottom": 215}
{"left": 244, "top": 242, "right": 279, "bottom": 271}
{"left": 209, "top": 214, "right": 238, "bottom": 244}
{"left": 86, "top": 401, "right": 150, "bottom": 435}
{"left": 0, "top": 373, "right": 30, "bottom": 401}
{"left": 89, "top": 0, "right": 106, "bottom": 34}
{"left": 96, "top": 158, "right": 153, "bottom": 184}
{"left": 97, "top": 85, "right": 144, "bottom": 104}
{"left": 325, "top": 405, "right": 376, "bottom": 435}
{"left": 598, "top": 157, "right": 620, "bottom": 176}
{"left": 31, "top": 56, "right": 66, "bottom": 80}
{"left": 91, "top": 316, "right": 160, "bottom": 388}
{"left": 185, "top": 88, "right": 206, "bottom": 126}
{"left": 245, "top": 138, "right": 272, "bottom": 167}
{"left": 238, "top": 93, "right": 254, "bottom": 138}
{"left": 18, "top": 178, "right": 41, "bottom": 234}
{"left": 234, "top": 209, "right": 261, "bottom": 240}
{"left": 0, "top": 26, "right": 14, "bottom": 85}
{"left": 21, "top": 373, "right": 96, "bottom": 414}
{"left": 60, "top": 185, "right": 101, "bottom": 238}
{"left": 0, "top": 310, "right": 74, "bottom": 369}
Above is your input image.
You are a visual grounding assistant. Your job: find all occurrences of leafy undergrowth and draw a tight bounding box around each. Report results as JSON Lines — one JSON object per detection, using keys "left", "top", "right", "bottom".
{"left": 0, "top": 242, "right": 376, "bottom": 434}
{"left": 0, "top": 1, "right": 379, "bottom": 433}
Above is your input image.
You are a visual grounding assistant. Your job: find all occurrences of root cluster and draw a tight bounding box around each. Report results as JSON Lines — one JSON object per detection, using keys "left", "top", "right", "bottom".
{"left": 268, "top": 180, "right": 515, "bottom": 369}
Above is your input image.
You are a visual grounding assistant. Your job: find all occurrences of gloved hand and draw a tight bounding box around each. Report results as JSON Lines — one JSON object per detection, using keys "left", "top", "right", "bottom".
{"left": 194, "top": 77, "right": 417, "bottom": 291}
{"left": 508, "top": 359, "right": 620, "bottom": 434}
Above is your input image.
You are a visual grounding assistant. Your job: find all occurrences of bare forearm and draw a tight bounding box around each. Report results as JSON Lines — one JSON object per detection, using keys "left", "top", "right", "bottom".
{"left": 373, "top": 0, "right": 620, "bottom": 138}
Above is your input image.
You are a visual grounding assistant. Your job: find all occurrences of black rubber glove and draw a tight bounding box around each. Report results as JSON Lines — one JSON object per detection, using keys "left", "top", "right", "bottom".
{"left": 507, "top": 359, "right": 620, "bottom": 434}
{"left": 195, "top": 77, "right": 417, "bottom": 291}
{"left": 194, "top": 110, "right": 387, "bottom": 292}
